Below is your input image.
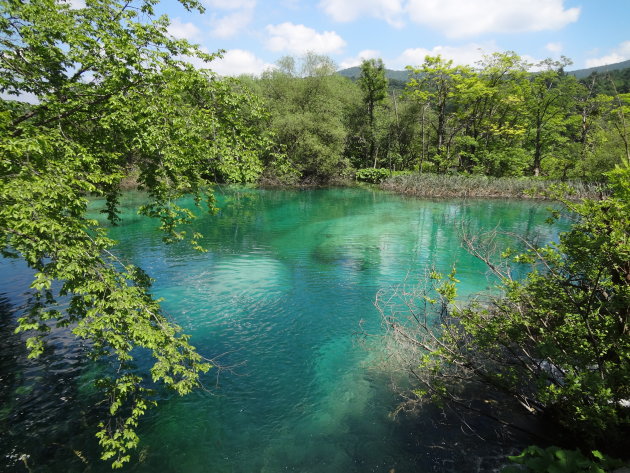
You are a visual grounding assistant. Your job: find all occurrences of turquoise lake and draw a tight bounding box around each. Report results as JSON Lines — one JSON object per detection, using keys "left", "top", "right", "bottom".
{"left": 0, "top": 187, "right": 565, "bottom": 472}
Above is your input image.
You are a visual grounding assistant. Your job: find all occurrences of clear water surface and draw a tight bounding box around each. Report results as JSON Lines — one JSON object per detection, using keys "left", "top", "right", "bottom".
{"left": 0, "top": 187, "right": 565, "bottom": 472}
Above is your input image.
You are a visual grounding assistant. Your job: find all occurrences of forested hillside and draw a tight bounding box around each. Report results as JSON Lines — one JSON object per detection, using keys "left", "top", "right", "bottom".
{"left": 581, "top": 66, "right": 630, "bottom": 95}
{"left": 569, "top": 58, "right": 630, "bottom": 79}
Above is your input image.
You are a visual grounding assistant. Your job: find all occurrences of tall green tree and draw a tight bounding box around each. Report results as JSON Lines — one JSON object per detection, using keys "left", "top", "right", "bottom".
{"left": 462, "top": 52, "right": 529, "bottom": 176}
{"left": 406, "top": 56, "right": 472, "bottom": 172}
{"left": 609, "top": 89, "right": 630, "bottom": 164}
{"left": 358, "top": 58, "right": 388, "bottom": 167}
{"left": 256, "top": 54, "right": 357, "bottom": 181}
{"left": 0, "top": 0, "right": 271, "bottom": 466}
{"left": 521, "top": 58, "right": 579, "bottom": 176}
{"left": 386, "top": 94, "right": 424, "bottom": 171}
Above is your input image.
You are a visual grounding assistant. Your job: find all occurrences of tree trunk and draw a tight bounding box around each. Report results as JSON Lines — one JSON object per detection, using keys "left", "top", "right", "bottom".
{"left": 609, "top": 76, "right": 630, "bottom": 165}
{"left": 532, "top": 118, "right": 543, "bottom": 176}
{"left": 420, "top": 104, "right": 426, "bottom": 173}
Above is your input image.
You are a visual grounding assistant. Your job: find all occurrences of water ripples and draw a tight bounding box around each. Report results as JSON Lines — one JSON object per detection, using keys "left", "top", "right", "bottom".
{"left": 0, "top": 188, "right": 567, "bottom": 472}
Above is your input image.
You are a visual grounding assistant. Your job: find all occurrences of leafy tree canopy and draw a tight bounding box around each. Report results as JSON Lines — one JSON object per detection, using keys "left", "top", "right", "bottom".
{"left": 0, "top": 0, "right": 272, "bottom": 466}
{"left": 255, "top": 53, "right": 357, "bottom": 181}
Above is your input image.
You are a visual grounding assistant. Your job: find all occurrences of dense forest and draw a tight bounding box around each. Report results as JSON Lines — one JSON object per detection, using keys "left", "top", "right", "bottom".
{"left": 1, "top": 0, "right": 629, "bottom": 470}
{"left": 237, "top": 52, "right": 630, "bottom": 185}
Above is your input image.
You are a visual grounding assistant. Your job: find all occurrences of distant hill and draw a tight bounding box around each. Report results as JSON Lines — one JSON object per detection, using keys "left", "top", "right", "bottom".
{"left": 337, "top": 66, "right": 410, "bottom": 82}
{"left": 337, "top": 59, "right": 630, "bottom": 82}
{"left": 567, "top": 59, "right": 630, "bottom": 79}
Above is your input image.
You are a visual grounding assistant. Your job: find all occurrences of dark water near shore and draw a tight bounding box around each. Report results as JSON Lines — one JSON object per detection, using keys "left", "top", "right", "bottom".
{"left": 0, "top": 187, "right": 565, "bottom": 472}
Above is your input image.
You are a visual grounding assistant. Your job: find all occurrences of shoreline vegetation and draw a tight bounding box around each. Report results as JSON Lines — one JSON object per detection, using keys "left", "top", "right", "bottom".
{"left": 379, "top": 172, "right": 604, "bottom": 200}
{"left": 123, "top": 166, "right": 605, "bottom": 202}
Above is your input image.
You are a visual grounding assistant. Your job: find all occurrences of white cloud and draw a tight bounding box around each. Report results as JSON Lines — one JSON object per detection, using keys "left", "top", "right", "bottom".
{"left": 211, "top": 49, "right": 274, "bottom": 76}
{"left": 265, "top": 22, "right": 346, "bottom": 55}
{"left": 210, "top": 9, "right": 253, "bottom": 38}
{"left": 406, "top": 0, "right": 579, "bottom": 38}
{"left": 545, "top": 42, "right": 563, "bottom": 53}
{"left": 585, "top": 41, "right": 630, "bottom": 68}
{"left": 168, "top": 18, "right": 202, "bottom": 41}
{"left": 204, "top": 0, "right": 255, "bottom": 38}
{"left": 319, "top": 0, "right": 404, "bottom": 27}
{"left": 340, "top": 49, "right": 381, "bottom": 69}
{"left": 320, "top": 0, "right": 579, "bottom": 37}
{"left": 393, "top": 43, "right": 498, "bottom": 68}
{"left": 182, "top": 48, "right": 273, "bottom": 76}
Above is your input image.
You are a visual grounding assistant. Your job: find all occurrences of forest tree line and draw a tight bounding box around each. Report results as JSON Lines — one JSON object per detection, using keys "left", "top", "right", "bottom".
{"left": 236, "top": 52, "right": 630, "bottom": 184}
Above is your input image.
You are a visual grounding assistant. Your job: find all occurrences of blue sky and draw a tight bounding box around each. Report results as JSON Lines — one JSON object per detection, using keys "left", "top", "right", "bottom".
{"left": 160, "top": 1, "right": 628, "bottom": 75}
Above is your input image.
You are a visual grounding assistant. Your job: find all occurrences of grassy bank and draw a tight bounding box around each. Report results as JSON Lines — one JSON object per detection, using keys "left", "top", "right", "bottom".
{"left": 380, "top": 173, "right": 604, "bottom": 200}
